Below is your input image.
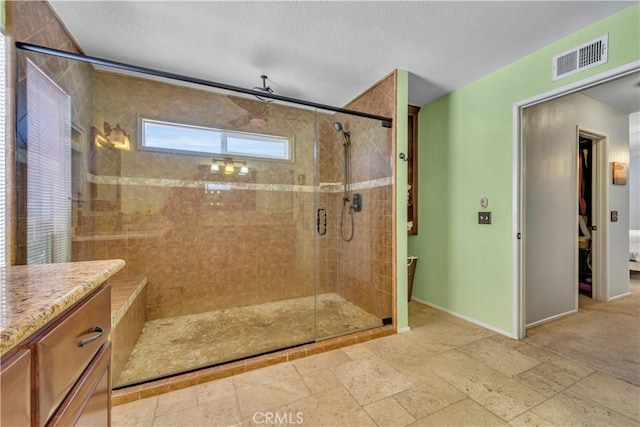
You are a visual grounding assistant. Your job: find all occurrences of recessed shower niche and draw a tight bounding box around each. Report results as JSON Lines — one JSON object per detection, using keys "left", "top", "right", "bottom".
{"left": 15, "top": 44, "right": 395, "bottom": 388}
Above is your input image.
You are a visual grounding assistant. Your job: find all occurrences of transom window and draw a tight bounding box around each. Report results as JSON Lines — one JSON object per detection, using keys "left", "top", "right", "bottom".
{"left": 141, "top": 119, "right": 291, "bottom": 160}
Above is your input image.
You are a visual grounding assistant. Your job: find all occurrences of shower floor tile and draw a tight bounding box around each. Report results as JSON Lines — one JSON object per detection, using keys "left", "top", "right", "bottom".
{"left": 114, "top": 293, "right": 381, "bottom": 387}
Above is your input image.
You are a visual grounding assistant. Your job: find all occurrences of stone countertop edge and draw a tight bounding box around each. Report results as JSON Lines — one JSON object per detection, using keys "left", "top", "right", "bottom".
{"left": 0, "top": 259, "right": 126, "bottom": 358}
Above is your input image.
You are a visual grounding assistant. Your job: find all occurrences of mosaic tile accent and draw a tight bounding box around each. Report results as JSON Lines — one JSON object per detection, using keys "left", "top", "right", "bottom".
{"left": 87, "top": 173, "right": 392, "bottom": 193}
{"left": 114, "top": 293, "right": 381, "bottom": 387}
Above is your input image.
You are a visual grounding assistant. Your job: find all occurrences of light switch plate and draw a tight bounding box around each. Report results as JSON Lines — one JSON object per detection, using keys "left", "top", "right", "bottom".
{"left": 478, "top": 212, "right": 492, "bottom": 224}
{"left": 611, "top": 211, "right": 618, "bottom": 222}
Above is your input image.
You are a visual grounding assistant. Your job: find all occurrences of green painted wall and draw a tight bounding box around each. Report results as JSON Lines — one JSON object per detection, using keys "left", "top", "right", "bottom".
{"left": 396, "top": 69, "right": 409, "bottom": 332}
{"left": 408, "top": 4, "right": 640, "bottom": 335}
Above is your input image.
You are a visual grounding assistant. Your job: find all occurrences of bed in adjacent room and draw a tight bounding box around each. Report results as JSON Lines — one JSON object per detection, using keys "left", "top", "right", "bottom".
{"left": 631, "top": 230, "right": 640, "bottom": 271}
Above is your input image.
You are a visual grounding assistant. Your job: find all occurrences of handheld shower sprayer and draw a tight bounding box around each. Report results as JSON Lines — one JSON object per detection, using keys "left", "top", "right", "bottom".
{"left": 333, "top": 121, "right": 351, "bottom": 146}
{"left": 333, "top": 121, "right": 361, "bottom": 242}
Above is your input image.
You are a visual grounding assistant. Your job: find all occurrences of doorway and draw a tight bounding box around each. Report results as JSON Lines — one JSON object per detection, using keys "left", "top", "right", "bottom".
{"left": 578, "top": 135, "right": 594, "bottom": 298}
{"left": 577, "top": 130, "right": 606, "bottom": 301}
{"left": 517, "top": 67, "right": 639, "bottom": 337}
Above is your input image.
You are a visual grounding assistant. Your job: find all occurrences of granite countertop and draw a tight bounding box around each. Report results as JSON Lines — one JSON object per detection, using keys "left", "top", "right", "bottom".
{"left": 0, "top": 259, "right": 125, "bottom": 357}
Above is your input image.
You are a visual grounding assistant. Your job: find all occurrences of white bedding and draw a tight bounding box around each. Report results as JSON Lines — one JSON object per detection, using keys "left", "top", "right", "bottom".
{"left": 631, "top": 230, "right": 640, "bottom": 262}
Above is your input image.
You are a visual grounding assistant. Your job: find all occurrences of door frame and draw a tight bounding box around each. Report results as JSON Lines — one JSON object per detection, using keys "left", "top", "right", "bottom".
{"left": 513, "top": 61, "right": 640, "bottom": 339}
{"left": 576, "top": 128, "right": 609, "bottom": 303}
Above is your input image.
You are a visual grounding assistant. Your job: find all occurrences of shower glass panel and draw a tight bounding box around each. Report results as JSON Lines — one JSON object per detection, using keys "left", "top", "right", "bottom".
{"left": 315, "top": 113, "right": 393, "bottom": 339}
{"left": 15, "top": 44, "right": 391, "bottom": 389}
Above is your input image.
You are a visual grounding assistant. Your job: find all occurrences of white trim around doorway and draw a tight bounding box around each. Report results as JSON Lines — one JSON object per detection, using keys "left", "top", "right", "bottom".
{"left": 512, "top": 60, "right": 640, "bottom": 339}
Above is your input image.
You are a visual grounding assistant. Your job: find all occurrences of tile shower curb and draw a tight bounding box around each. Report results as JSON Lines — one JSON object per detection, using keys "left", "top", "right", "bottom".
{"left": 111, "top": 325, "right": 395, "bottom": 406}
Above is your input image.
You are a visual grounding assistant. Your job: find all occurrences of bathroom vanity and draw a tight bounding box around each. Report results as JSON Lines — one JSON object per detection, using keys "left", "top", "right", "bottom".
{"left": 0, "top": 260, "right": 124, "bottom": 426}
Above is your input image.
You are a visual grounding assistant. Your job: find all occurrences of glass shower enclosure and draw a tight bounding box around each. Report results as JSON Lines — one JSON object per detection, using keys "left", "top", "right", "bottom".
{"left": 15, "top": 42, "right": 393, "bottom": 388}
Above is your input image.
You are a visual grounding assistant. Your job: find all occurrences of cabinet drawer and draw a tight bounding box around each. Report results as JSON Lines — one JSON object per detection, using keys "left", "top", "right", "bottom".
{"left": 48, "top": 343, "right": 111, "bottom": 427}
{"left": 1, "top": 349, "right": 31, "bottom": 427}
{"left": 36, "top": 284, "right": 111, "bottom": 426}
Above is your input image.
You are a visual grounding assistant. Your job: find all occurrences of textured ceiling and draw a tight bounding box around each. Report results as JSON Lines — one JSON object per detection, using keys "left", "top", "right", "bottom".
{"left": 582, "top": 72, "right": 640, "bottom": 115}
{"left": 582, "top": 72, "right": 640, "bottom": 153}
{"left": 48, "top": 1, "right": 635, "bottom": 108}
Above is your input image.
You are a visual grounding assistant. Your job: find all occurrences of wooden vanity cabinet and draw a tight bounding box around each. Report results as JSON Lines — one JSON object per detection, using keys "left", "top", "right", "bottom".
{"left": 0, "top": 283, "right": 111, "bottom": 427}
{"left": 1, "top": 349, "right": 32, "bottom": 426}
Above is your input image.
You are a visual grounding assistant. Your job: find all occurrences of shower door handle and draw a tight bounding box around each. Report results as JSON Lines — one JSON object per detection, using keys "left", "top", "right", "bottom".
{"left": 317, "top": 207, "right": 327, "bottom": 236}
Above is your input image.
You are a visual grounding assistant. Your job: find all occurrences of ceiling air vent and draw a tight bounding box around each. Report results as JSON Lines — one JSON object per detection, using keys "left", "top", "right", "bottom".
{"left": 552, "top": 35, "right": 608, "bottom": 81}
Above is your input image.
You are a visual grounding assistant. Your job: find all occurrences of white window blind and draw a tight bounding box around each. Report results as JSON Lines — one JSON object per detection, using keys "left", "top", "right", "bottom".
{"left": 0, "top": 32, "right": 6, "bottom": 267}
{"left": 26, "top": 59, "right": 71, "bottom": 264}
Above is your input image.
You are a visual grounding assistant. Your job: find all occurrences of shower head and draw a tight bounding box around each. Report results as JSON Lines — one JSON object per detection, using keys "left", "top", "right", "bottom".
{"left": 333, "top": 121, "right": 350, "bottom": 137}
{"left": 333, "top": 121, "right": 351, "bottom": 146}
{"left": 252, "top": 75, "right": 274, "bottom": 103}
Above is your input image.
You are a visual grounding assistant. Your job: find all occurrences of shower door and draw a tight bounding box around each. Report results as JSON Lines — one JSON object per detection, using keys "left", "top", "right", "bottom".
{"left": 314, "top": 112, "right": 393, "bottom": 340}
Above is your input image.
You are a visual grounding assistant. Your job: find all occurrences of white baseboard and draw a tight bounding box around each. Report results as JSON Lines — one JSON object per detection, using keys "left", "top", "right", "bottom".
{"left": 525, "top": 309, "right": 577, "bottom": 329}
{"left": 397, "top": 326, "right": 411, "bottom": 334}
{"left": 410, "top": 297, "right": 515, "bottom": 338}
{"left": 608, "top": 292, "right": 631, "bottom": 302}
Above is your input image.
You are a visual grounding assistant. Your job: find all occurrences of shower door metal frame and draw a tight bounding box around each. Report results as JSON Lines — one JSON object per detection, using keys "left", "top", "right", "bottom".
{"left": 16, "top": 42, "right": 393, "bottom": 128}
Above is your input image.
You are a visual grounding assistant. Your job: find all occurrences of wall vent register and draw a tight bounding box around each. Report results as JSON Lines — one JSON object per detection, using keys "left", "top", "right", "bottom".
{"left": 552, "top": 34, "right": 608, "bottom": 81}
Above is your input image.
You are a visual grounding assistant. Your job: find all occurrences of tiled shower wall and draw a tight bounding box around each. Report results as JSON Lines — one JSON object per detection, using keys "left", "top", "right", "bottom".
{"left": 318, "top": 73, "right": 396, "bottom": 320}
{"left": 84, "top": 70, "right": 394, "bottom": 322}
{"left": 83, "top": 71, "right": 321, "bottom": 320}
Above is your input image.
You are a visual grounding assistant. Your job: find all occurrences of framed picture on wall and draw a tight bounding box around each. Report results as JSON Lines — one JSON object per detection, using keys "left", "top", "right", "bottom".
{"left": 612, "top": 162, "right": 628, "bottom": 185}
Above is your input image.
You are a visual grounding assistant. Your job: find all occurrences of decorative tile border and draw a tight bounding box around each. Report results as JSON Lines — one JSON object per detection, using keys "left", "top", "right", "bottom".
{"left": 87, "top": 174, "right": 392, "bottom": 193}
{"left": 111, "top": 324, "right": 395, "bottom": 406}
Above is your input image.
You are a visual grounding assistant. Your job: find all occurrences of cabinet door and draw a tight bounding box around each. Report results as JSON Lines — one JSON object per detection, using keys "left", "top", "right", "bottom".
{"left": 48, "top": 343, "right": 111, "bottom": 427}
{"left": 0, "top": 349, "right": 31, "bottom": 427}
{"left": 75, "top": 357, "right": 110, "bottom": 427}
{"left": 37, "top": 284, "right": 110, "bottom": 425}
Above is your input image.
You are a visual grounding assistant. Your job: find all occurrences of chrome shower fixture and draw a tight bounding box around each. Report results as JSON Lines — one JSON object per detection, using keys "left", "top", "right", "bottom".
{"left": 333, "top": 121, "right": 361, "bottom": 242}
{"left": 252, "top": 75, "right": 274, "bottom": 102}
{"left": 333, "top": 121, "right": 351, "bottom": 146}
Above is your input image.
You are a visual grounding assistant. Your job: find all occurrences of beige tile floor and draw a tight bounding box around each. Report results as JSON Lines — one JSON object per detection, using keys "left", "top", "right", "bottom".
{"left": 525, "top": 276, "right": 640, "bottom": 387}
{"left": 113, "top": 302, "right": 640, "bottom": 426}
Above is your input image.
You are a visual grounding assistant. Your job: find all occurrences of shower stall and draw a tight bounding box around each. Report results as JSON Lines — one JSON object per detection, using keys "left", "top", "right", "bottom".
{"left": 14, "top": 43, "right": 394, "bottom": 388}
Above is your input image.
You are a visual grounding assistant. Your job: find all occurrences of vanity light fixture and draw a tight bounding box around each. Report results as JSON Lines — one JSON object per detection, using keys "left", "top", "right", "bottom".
{"left": 92, "top": 122, "right": 131, "bottom": 150}
{"left": 223, "top": 161, "right": 235, "bottom": 175}
{"left": 211, "top": 157, "right": 249, "bottom": 176}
